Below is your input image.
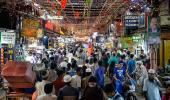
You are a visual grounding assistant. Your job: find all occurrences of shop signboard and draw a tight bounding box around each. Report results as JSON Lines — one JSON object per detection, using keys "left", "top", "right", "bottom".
{"left": 132, "top": 36, "right": 142, "bottom": 43}
{"left": 159, "top": 0, "right": 170, "bottom": 15}
{"left": 125, "top": 15, "right": 139, "bottom": 29}
{"left": 1, "top": 32, "right": 15, "bottom": 45}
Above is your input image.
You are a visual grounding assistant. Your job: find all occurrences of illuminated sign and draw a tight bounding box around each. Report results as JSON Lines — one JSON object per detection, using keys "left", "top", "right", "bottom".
{"left": 125, "top": 15, "right": 139, "bottom": 29}
{"left": 1, "top": 32, "right": 16, "bottom": 45}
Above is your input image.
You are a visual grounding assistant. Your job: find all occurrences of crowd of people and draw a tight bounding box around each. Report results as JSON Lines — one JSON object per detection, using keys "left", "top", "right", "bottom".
{"left": 27, "top": 44, "right": 170, "bottom": 100}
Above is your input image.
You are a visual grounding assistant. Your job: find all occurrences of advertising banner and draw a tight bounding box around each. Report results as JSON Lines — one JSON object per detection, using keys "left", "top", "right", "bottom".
{"left": 22, "top": 18, "right": 40, "bottom": 37}
{"left": 1, "top": 32, "right": 15, "bottom": 45}
{"left": 147, "top": 16, "right": 161, "bottom": 44}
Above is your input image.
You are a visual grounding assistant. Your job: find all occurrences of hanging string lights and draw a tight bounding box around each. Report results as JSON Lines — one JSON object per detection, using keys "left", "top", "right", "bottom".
{"left": 51, "top": 2, "right": 56, "bottom": 10}
{"left": 61, "top": 0, "right": 67, "bottom": 10}
{"left": 75, "top": 11, "right": 80, "bottom": 18}
{"left": 47, "top": 0, "right": 51, "bottom": 3}
{"left": 57, "top": 10, "right": 61, "bottom": 16}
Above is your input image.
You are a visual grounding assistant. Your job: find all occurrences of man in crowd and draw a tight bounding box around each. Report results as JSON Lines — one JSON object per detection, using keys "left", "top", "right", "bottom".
{"left": 82, "top": 76, "right": 105, "bottom": 100}
{"left": 143, "top": 69, "right": 162, "bottom": 100}
{"left": 82, "top": 68, "right": 92, "bottom": 90}
{"left": 104, "top": 83, "right": 124, "bottom": 100}
{"left": 113, "top": 61, "right": 131, "bottom": 94}
{"left": 59, "top": 58, "right": 68, "bottom": 71}
{"left": 71, "top": 67, "right": 82, "bottom": 91}
{"left": 35, "top": 70, "right": 55, "bottom": 96}
{"left": 127, "top": 54, "right": 136, "bottom": 79}
{"left": 57, "top": 74, "right": 79, "bottom": 100}
{"left": 94, "top": 60, "right": 105, "bottom": 88}
{"left": 37, "top": 83, "right": 57, "bottom": 100}
{"left": 108, "top": 53, "right": 118, "bottom": 65}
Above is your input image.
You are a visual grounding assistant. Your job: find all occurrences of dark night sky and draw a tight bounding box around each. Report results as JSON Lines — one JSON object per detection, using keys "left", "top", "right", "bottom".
{"left": 0, "top": 9, "right": 16, "bottom": 30}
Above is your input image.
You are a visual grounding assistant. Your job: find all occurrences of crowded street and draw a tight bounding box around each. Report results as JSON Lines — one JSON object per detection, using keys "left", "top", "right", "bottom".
{"left": 0, "top": 0, "right": 170, "bottom": 100}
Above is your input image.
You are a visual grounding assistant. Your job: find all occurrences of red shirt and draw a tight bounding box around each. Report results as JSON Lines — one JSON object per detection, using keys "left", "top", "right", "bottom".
{"left": 162, "top": 95, "right": 170, "bottom": 100}
{"left": 53, "top": 77, "right": 65, "bottom": 95}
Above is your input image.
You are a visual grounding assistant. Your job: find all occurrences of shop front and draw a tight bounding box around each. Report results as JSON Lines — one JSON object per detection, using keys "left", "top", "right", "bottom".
{"left": 160, "top": 33, "right": 170, "bottom": 68}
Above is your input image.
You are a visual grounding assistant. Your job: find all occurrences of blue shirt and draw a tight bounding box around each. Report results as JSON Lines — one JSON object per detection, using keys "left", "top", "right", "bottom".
{"left": 94, "top": 66, "right": 105, "bottom": 87}
{"left": 127, "top": 59, "right": 136, "bottom": 75}
{"left": 143, "top": 79, "right": 161, "bottom": 100}
{"left": 68, "top": 69, "right": 76, "bottom": 76}
{"left": 114, "top": 67, "right": 126, "bottom": 81}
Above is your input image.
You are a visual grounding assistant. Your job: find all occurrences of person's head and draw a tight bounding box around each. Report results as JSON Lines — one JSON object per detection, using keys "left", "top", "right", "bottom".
{"left": 85, "top": 59, "right": 89, "bottom": 64}
{"left": 117, "top": 61, "right": 123, "bottom": 68}
{"left": 79, "top": 49, "right": 83, "bottom": 53}
{"left": 121, "top": 55, "right": 126, "bottom": 60}
{"left": 102, "top": 52, "right": 106, "bottom": 56}
{"left": 98, "top": 60, "right": 103, "bottom": 67}
{"left": 130, "top": 54, "right": 134, "bottom": 59}
{"left": 166, "top": 84, "right": 170, "bottom": 95}
{"left": 71, "top": 58, "right": 75, "bottom": 63}
{"left": 44, "top": 83, "right": 53, "bottom": 94}
{"left": 57, "top": 69, "right": 64, "bottom": 78}
{"left": 88, "top": 76, "right": 97, "bottom": 87}
{"left": 117, "top": 53, "right": 121, "bottom": 57}
{"left": 104, "top": 83, "right": 116, "bottom": 98}
{"left": 63, "top": 75, "right": 72, "bottom": 84}
{"left": 67, "top": 63, "right": 72, "bottom": 70}
{"left": 94, "top": 57, "right": 98, "bottom": 63}
{"left": 50, "top": 62, "right": 57, "bottom": 70}
{"left": 50, "top": 52, "right": 54, "bottom": 55}
{"left": 33, "top": 52, "right": 36, "bottom": 56}
{"left": 89, "top": 58, "right": 94, "bottom": 64}
{"left": 127, "top": 51, "right": 131, "bottom": 55}
{"left": 148, "top": 69, "right": 156, "bottom": 81}
{"left": 137, "top": 61, "right": 143, "bottom": 66}
{"left": 112, "top": 53, "right": 116, "bottom": 57}
{"left": 150, "top": 17, "right": 158, "bottom": 29}
{"left": 50, "top": 56, "right": 55, "bottom": 61}
{"left": 41, "top": 70, "right": 50, "bottom": 80}
{"left": 76, "top": 67, "right": 82, "bottom": 76}
{"left": 110, "top": 61, "right": 115, "bottom": 67}
{"left": 70, "top": 50, "right": 73, "bottom": 53}
{"left": 86, "top": 68, "right": 92, "bottom": 76}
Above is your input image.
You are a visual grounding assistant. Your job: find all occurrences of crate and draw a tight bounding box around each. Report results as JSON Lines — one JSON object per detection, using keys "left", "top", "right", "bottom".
{"left": 1, "top": 61, "right": 36, "bottom": 88}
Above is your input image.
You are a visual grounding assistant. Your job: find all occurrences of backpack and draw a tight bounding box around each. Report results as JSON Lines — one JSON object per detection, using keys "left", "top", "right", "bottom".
{"left": 81, "top": 86, "right": 103, "bottom": 100}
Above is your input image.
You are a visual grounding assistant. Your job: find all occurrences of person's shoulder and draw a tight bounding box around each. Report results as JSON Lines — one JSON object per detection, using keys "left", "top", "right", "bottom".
{"left": 72, "top": 75, "right": 77, "bottom": 78}
{"left": 51, "top": 95, "right": 57, "bottom": 99}
{"left": 59, "top": 85, "right": 66, "bottom": 91}
{"left": 70, "top": 86, "right": 79, "bottom": 92}
{"left": 143, "top": 78, "right": 149, "bottom": 84}
{"left": 36, "top": 94, "right": 45, "bottom": 100}
{"left": 114, "top": 92, "right": 124, "bottom": 100}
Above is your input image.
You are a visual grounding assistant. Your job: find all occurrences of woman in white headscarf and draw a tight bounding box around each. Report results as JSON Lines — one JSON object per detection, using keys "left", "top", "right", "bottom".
{"left": 136, "top": 61, "right": 148, "bottom": 86}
